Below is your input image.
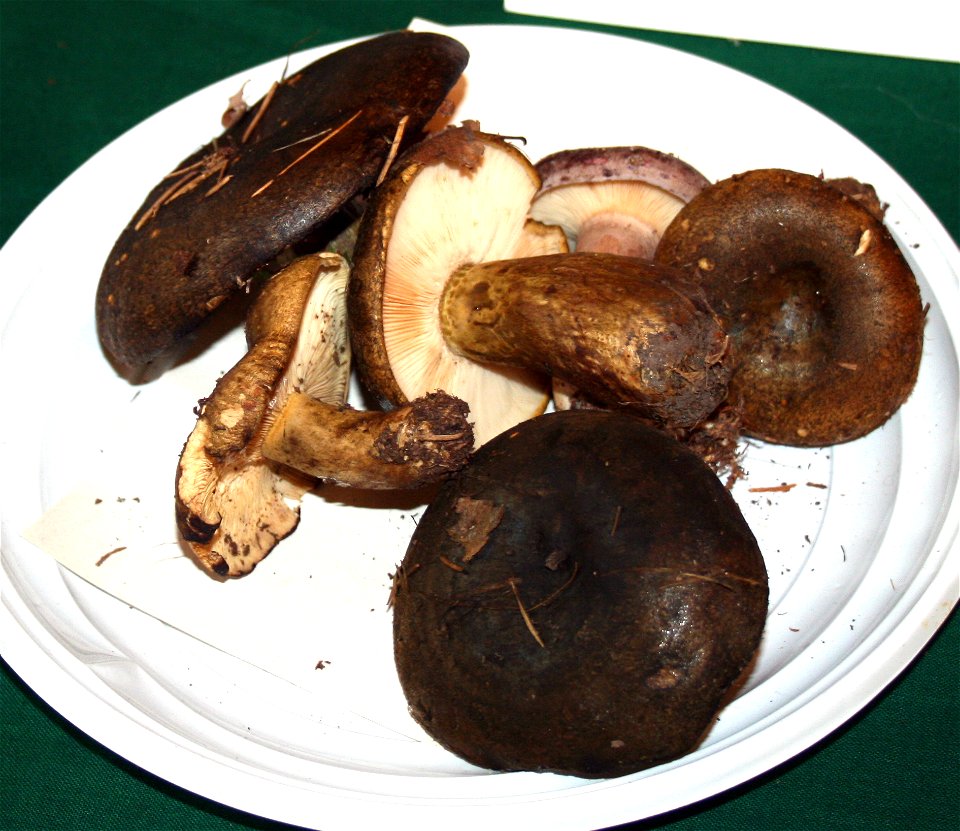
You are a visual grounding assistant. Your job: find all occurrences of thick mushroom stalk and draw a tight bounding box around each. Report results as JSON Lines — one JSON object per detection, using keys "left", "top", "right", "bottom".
{"left": 262, "top": 390, "right": 474, "bottom": 489}
{"left": 530, "top": 146, "right": 710, "bottom": 260}
{"left": 529, "top": 147, "right": 712, "bottom": 413}
{"left": 439, "top": 251, "right": 731, "bottom": 432}
{"left": 176, "top": 253, "right": 352, "bottom": 577}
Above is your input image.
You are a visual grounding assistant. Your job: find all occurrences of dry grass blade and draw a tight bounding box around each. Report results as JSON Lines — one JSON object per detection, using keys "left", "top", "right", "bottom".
{"left": 509, "top": 578, "right": 545, "bottom": 648}
{"left": 251, "top": 109, "right": 363, "bottom": 198}
{"left": 241, "top": 80, "right": 279, "bottom": 144}
{"left": 376, "top": 115, "right": 409, "bottom": 186}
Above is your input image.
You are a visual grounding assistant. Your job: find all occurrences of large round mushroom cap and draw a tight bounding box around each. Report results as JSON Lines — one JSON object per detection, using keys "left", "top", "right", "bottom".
{"left": 393, "top": 409, "right": 768, "bottom": 778}
{"left": 96, "top": 30, "right": 469, "bottom": 378}
{"left": 654, "top": 168, "right": 924, "bottom": 446}
{"left": 349, "top": 124, "right": 568, "bottom": 446}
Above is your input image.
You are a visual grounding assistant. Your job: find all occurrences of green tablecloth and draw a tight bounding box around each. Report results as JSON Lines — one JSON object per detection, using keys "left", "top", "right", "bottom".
{"left": 1, "top": 2, "right": 957, "bottom": 829}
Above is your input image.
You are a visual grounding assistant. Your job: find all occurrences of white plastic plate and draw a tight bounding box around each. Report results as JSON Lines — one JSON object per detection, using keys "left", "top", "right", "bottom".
{"left": 1, "top": 23, "right": 957, "bottom": 831}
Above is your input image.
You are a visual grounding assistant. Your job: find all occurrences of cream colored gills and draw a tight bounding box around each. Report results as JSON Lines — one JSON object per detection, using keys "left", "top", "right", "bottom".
{"left": 382, "top": 140, "right": 565, "bottom": 446}
{"left": 279, "top": 257, "right": 352, "bottom": 407}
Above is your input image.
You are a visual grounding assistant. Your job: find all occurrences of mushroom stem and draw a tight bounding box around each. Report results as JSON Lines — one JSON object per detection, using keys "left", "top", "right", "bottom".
{"left": 438, "top": 251, "right": 731, "bottom": 432}
{"left": 262, "top": 390, "right": 474, "bottom": 489}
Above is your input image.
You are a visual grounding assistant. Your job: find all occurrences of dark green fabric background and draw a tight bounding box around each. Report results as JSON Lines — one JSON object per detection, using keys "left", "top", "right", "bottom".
{"left": 1, "top": 2, "right": 957, "bottom": 830}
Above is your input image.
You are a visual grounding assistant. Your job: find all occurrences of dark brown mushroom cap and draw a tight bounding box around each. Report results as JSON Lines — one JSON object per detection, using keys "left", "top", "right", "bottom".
{"left": 393, "top": 409, "right": 768, "bottom": 778}
{"left": 654, "top": 168, "right": 924, "bottom": 446}
{"left": 96, "top": 30, "right": 469, "bottom": 378}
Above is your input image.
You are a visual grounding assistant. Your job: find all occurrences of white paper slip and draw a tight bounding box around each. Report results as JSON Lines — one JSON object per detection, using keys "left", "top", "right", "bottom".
{"left": 504, "top": 0, "right": 959, "bottom": 62}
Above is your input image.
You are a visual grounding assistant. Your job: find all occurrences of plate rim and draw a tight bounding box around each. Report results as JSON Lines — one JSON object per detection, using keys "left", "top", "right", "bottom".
{"left": 2, "top": 21, "right": 958, "bottom": 831}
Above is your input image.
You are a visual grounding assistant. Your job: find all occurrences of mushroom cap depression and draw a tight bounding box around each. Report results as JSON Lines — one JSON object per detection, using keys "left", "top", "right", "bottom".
{"left": 393, "top": 409, "right": 768, "bottom": 778}
{"left": 348, "top": 124, "right": 568, "bottom": 446}
{"left": 96, "top": 30, "right": 468, "bottom": 378}
{"left": 530, "top": 146, "right": 710, "bottom": 259}
{"left": 654, "top": 169, "right": 924, "bottom": 446}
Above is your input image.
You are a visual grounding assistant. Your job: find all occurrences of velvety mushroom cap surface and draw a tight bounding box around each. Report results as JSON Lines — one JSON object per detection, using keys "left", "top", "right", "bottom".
{"left": 530, "top": 146, "right": 710, "bottom": 258}
{"left": 393, "top": 410, "right": 768, "bottom": 778}
{"left": 654, "top": 168, "right": 924, "bottom": 446}
{"left": 97, "top": 30, "right": 468, "bottom": 378}
{"left": 349, "top": 125, "right": 567, "bottom": 446}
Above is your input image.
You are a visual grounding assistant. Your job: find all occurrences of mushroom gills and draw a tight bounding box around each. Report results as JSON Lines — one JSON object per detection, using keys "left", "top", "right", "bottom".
{"left": 349, "top": 125, "right": 568, "bottom": 447}
{"left": 531, "top": 182, "right": 685, "bottom": 258}
{"left": 530, "top": 145, "right": 710, "bottom": 261}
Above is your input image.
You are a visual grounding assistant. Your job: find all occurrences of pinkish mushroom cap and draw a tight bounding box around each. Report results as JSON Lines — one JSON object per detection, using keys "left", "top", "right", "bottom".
{"left": 531, "top": 146, "right": 710, "bottom": 260}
